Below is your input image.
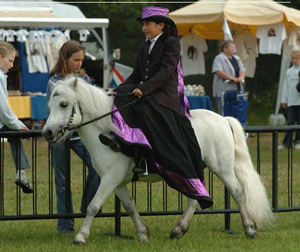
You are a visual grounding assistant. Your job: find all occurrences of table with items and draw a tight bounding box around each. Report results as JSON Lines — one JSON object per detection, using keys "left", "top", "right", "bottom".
{"left": 187, "top": 95, "right": 213, "bottom": 110}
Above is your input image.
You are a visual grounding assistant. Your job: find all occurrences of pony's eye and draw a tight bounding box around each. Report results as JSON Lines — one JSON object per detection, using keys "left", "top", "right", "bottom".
{"left": 60, "top": 102, "right": 68, "bottom": 108}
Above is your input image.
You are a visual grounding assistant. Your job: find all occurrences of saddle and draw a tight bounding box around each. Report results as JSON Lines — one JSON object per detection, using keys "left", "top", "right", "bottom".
{"left": 99, "top": 133, "right": 150, "bottom": 178}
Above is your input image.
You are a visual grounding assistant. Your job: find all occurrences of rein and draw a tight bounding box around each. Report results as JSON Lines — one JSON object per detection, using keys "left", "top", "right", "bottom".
{"left": 60, "top": 93, "right": 139, "bottom": 134}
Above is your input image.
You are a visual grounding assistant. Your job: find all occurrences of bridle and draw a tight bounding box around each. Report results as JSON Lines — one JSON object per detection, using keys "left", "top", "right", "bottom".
{"left": 59, "top": 93, "right": 140, "bottom": 135}
{"left": 67, "top": 100, "right": 83, "bottom": 128}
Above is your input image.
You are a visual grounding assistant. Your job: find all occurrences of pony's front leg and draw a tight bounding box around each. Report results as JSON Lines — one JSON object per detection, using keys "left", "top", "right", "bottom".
{"left": 115, "top": 184, "right": 150, "bottom": 242}
{"left": 170, "top": 198, "right": 198, "bottom": 239}
{"left": 73, "top": 176, "right": 119, "bottom": 245}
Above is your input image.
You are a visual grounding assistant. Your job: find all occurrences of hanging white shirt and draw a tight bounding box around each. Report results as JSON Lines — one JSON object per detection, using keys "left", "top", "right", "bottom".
{"left": 16, "top": 29, "right": 28, "bottom": 42}
{"left": 288, "top": 27, "right": 300, "bottom": 51}
{"left": 234, "top": 31, "right": 258, "bottom": 78}
{"left": 64, "top": 29, "right": 71, "bottom": 41}
{"left": 256, "top": 22, "right": 287, "bottom": 55}
{"left": 181, "top": 34, "right": 208, "bottom": 76}
{"left": 0, "top": 29, "right": 7, "bottom": 41}
{"left": 28, "top": 30, "right": 39, "bottom": 42}
{"left": 6, "top": 30, "right": 17, "bottom": 42}
{"left": 79, "top": 29, "right": 90, "bottom": 42}
{"left": 50, "top": 34, "right": 68, "bottom": 69}
{"left": 49, "top": 30, "right": 63, "bottom": 43}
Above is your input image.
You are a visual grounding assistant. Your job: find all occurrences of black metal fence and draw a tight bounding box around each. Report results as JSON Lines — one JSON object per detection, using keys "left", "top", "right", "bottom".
{"left": 1, "top": 126, "right": 300, "bottom": 236}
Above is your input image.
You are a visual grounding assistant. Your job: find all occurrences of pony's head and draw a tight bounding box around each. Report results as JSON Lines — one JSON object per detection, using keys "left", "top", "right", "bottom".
{"left": 42, "top": 78, "right": 79, "bottom": 143}
{"left": 42, "top": 76, "right": 115, "bottom": 143}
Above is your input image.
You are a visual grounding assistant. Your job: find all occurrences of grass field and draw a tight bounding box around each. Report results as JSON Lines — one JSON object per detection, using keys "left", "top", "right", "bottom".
{"left": 1, "top": 132, "right": 300, "bottom": 252}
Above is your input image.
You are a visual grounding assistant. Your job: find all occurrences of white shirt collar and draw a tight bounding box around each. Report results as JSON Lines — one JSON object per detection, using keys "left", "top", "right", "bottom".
{"left": 147, "top": 32, "right": 163, "bottom": 53}
{"left": 148, "top": 32, "right": 163, "bottom": 44}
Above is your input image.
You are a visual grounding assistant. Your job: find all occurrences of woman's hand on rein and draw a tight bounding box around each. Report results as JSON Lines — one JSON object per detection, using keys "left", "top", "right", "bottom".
{"left": 132, "top": 88, "right": 143, "bottom": 98}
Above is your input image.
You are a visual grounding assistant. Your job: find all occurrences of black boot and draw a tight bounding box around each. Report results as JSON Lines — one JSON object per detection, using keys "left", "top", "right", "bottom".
{"left": 132, "top": 158, "right": 148, "bottom": 177}
{"left": 99, "top": 133, "right": 122, "bottom": 152}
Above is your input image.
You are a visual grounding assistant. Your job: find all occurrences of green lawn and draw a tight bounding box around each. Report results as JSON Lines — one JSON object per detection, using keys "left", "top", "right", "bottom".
{"left": 1, "top": 131, "right": 300, "bottom": 252}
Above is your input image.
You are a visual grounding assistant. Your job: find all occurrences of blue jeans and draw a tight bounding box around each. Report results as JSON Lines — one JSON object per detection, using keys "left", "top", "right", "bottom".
{"left": 0, "top": 126, "right": 30, "bottom": 170}
{"left": 51, "top": 139, "right": 100, "bottom": 233}
{"left": 281, "top": 106, "right": 300, "bottom": 147}
{"left": 8, "top": 137, "right": 30, "bottom": 170}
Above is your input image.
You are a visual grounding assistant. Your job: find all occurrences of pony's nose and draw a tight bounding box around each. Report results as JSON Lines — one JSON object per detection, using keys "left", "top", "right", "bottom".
{"left": 42, "top": 129, "right": 54, "bottom": 142}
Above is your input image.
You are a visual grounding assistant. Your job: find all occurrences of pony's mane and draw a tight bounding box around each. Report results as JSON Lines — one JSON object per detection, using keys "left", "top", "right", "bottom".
{"left": 50, "top": 76, "right": 116, "bottom": 132}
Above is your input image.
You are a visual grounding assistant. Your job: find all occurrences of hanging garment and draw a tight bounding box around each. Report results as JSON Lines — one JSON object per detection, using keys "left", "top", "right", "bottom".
{"left": 234, "top": 31, "right": 258, "bottom": 78}
{"left": 6, "top": 30, "right": 17, "bottom": 42}
{"left": 25, "top": 40, "right": 48, "bottom": 73}
{"left": 181, "top": 34, "right": 208, "bottom": 76}
{"left": 49, "top": 30, "right": 63, "bottom": 43}
{"left": 288, "top": 27, "right": 300, "bottom": 51}
{"left": 0, "top": 29, "right": 7, "bottom": 41}
{"left": 50, "top": 34, "right": 68, "bottom": 69}
{"left": 79, "top": 29, "right": 90, "bottom": 42}
{"left": 16, "top": 29, "right": 28, "bottom": 42}
{"left": 256, "top": 22, "right": 287, "bottom": 55}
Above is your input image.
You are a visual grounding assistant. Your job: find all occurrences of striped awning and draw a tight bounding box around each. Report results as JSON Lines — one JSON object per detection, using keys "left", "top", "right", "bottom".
{"left": 0, "top": 7, "right": 57, "bottom": 18}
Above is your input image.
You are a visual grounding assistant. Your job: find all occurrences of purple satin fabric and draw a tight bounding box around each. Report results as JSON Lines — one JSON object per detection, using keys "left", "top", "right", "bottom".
{"left": 141, "top": 6, "right": 169, "bottom": 19}
{"left": 112, "top": 106, "right": 151, "bottom": 147}
{"left": 177, "top": 62, "right": 190, "bottom": 118}
{"left": 156, "top": 164, "right": 210, "bottom": 197}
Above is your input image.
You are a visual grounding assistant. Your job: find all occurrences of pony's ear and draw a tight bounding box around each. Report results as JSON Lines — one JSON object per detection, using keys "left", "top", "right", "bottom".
{"left": 73, "top": 78, "right": 78, "bottom": 91}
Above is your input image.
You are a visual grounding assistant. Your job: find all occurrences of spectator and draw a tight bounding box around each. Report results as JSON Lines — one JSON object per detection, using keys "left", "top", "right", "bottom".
{"left": 212, "top": 40, "right": 245, "bottom": 114}
{"left": 46, "top": 41, "right": 100, "bottom": 233}
{"left": 0, "top": 42, "right": 33, "bottom": 193}
{"left": 279, "top": 50, "right": 300, "bottom": 150}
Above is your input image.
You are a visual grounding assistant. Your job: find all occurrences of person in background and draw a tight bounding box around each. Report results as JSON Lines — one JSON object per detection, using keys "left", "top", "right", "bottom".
{"left": 46, "top": 41, "right": 100, "bottom": 233}
{"left": 279, "top": 50, "right": 300, "bottom": 150}
{"left": 0, "top": 42, "right": 33, "bottom": 193}
{"left": 212, "top": 40, "right": 245, "bottom": 114}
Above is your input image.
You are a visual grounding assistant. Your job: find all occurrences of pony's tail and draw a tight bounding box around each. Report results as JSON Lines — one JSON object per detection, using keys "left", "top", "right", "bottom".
{"left": 226, "top": 117, "right": 274, "bottom": 228}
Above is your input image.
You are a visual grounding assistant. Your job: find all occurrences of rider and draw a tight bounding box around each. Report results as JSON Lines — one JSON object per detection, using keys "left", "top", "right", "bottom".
{"left": 100, "top": 6, "right": 213, "bottom": 209}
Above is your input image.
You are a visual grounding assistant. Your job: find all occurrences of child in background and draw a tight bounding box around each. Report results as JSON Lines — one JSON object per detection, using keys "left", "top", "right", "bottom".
{"left": 0, "top": 41, "right": 33, "bottom": 193}
{"left": 279, "top": 50, "right": 300, "bottom": 150}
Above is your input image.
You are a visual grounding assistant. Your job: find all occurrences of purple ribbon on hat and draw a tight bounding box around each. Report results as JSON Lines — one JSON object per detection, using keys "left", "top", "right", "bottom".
{"left": 141, "top": 6, "right": 170, "bottom": 19}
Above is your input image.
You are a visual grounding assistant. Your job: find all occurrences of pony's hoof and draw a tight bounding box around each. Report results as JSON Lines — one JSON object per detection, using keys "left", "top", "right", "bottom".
{"left": 138, "top": 234, "right": 150, "bottom": 243}
{"left": 73, "top": 240, "right": 86, "bottom": 246}
{"left": 138, "top": 227, "right": 150, "bottom": 243}
{"left": 245, "top": 230, "right": 257, "bottom": 239}
{"left": 73, "top": 235, "right": 86, "bottom": 246}
{"left": 169, "top": 225, "right": 188, "bottom": 239}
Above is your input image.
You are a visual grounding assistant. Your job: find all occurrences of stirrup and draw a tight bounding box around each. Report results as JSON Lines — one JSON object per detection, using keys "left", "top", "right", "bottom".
{"left": 132, "top": 158, "right": 148, "bottom": 177}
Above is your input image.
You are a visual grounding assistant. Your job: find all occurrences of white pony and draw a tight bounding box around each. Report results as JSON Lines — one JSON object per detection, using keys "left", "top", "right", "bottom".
{"left": 42, "top": 77, "right": 274, "bottom": 245}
